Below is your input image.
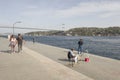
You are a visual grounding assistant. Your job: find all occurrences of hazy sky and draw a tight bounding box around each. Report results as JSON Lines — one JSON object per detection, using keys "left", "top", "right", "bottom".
{"left": 0, "top": 0, "right": 120, "bottom": 33}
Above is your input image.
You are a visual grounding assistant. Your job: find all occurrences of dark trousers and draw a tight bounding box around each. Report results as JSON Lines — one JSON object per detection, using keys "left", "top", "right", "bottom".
{"left": 18, "top": 43, "right": 22, "bottom": 52}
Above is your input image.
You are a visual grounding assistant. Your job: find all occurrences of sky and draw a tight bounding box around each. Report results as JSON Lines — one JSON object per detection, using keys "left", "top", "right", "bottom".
{"left": 0, "top": 0, "right": 120, "bottom": 34}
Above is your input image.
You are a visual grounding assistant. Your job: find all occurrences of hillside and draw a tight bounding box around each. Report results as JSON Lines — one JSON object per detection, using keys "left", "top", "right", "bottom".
{"left": 25, "top": 27, "right": 120, "bottom": 36}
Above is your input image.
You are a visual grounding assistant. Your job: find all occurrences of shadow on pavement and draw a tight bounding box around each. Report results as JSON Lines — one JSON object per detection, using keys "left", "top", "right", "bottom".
{"left": 58, "top": 58, "right": 69, "bottom": 62}
{"left": 0, "top": 50, "right": 11, "bottom": 54}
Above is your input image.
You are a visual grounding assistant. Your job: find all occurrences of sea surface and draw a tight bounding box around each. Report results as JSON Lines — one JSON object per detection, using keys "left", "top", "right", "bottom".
{"left": 24, "top": 36, "right": 120, "bottom": 60}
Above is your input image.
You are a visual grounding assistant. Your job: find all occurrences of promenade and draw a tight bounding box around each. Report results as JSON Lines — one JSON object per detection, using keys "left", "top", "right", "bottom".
{"left": 0, "top": 38, "right": 93, "bottom": 80}
{"left": 25, "top": 40, "right": 120, "bottom": 80}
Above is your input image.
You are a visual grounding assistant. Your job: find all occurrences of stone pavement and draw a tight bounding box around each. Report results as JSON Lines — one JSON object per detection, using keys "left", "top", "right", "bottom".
{"left": 0, "top": 38, "right": 93, "bottom": 80}
{"left": 25, "top": 41, "right": 120, "bottom": 80}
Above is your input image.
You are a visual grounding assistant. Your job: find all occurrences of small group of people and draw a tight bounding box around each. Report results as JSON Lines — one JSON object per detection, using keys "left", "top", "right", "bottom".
{"left": 67, "top": 39, "right": 83, "bottom": 63}
{"left": 9, "top": 33, "right": 24, "bottom": 53}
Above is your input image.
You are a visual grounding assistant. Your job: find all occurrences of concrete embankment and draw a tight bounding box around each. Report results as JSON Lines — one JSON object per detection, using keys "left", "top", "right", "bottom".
{"left": 0, "top": 38, "right": 93, "bottom": 80}
{"left": 25, "top": 41, "right": 120, "bottom": 80}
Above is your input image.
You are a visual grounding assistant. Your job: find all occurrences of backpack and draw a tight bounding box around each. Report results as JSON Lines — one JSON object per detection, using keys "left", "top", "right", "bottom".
{"left": 67, "top": 51, "right": 72, "bottom": 59}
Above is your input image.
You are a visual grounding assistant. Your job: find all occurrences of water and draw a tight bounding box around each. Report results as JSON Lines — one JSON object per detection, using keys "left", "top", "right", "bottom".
{"left": 24, "top": 36, "right": 120, "bottom": 60}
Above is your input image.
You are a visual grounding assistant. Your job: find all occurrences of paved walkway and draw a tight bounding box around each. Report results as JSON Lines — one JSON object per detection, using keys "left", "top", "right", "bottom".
{"left": 0, "top": 38, "right": 93, "bottom": 80}
{"left": 25, "top": 41, "right": 120, "bottom": 80}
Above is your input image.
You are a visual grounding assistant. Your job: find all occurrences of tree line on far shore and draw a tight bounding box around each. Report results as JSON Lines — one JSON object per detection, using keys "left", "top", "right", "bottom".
{"left": 25, "top": 26, "right": 120, "bottom": 36}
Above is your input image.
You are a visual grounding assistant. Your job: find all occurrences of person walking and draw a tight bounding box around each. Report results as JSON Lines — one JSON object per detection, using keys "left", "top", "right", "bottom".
{"left": 16, "top": 34, "right": 24, "bottom": 53}
{"left": 9, "top": 35, "right": 17, "bottom": 53}
{"left": 78, "top": 39, "right": 83, "bottom": 54}
{"left": 33, "top": 38, "right": 35, "bottom": 44}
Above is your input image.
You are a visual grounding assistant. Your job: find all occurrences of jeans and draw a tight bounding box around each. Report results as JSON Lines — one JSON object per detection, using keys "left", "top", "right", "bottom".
{"left": 78, "top": 45, "right": 83, "bottom": 54}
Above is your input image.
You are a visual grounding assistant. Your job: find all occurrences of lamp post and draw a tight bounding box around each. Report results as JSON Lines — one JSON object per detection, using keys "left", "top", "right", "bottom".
{"left": 62, "top": 24, "right": 65, "bottom": 31}
{"left": 13, "top": 21, "right": 21, "bottom": 35}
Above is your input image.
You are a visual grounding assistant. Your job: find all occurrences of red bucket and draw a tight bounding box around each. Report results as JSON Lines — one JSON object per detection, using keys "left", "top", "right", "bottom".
{"left": 85, "top": 58, "right": 89, "bottom": 62}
